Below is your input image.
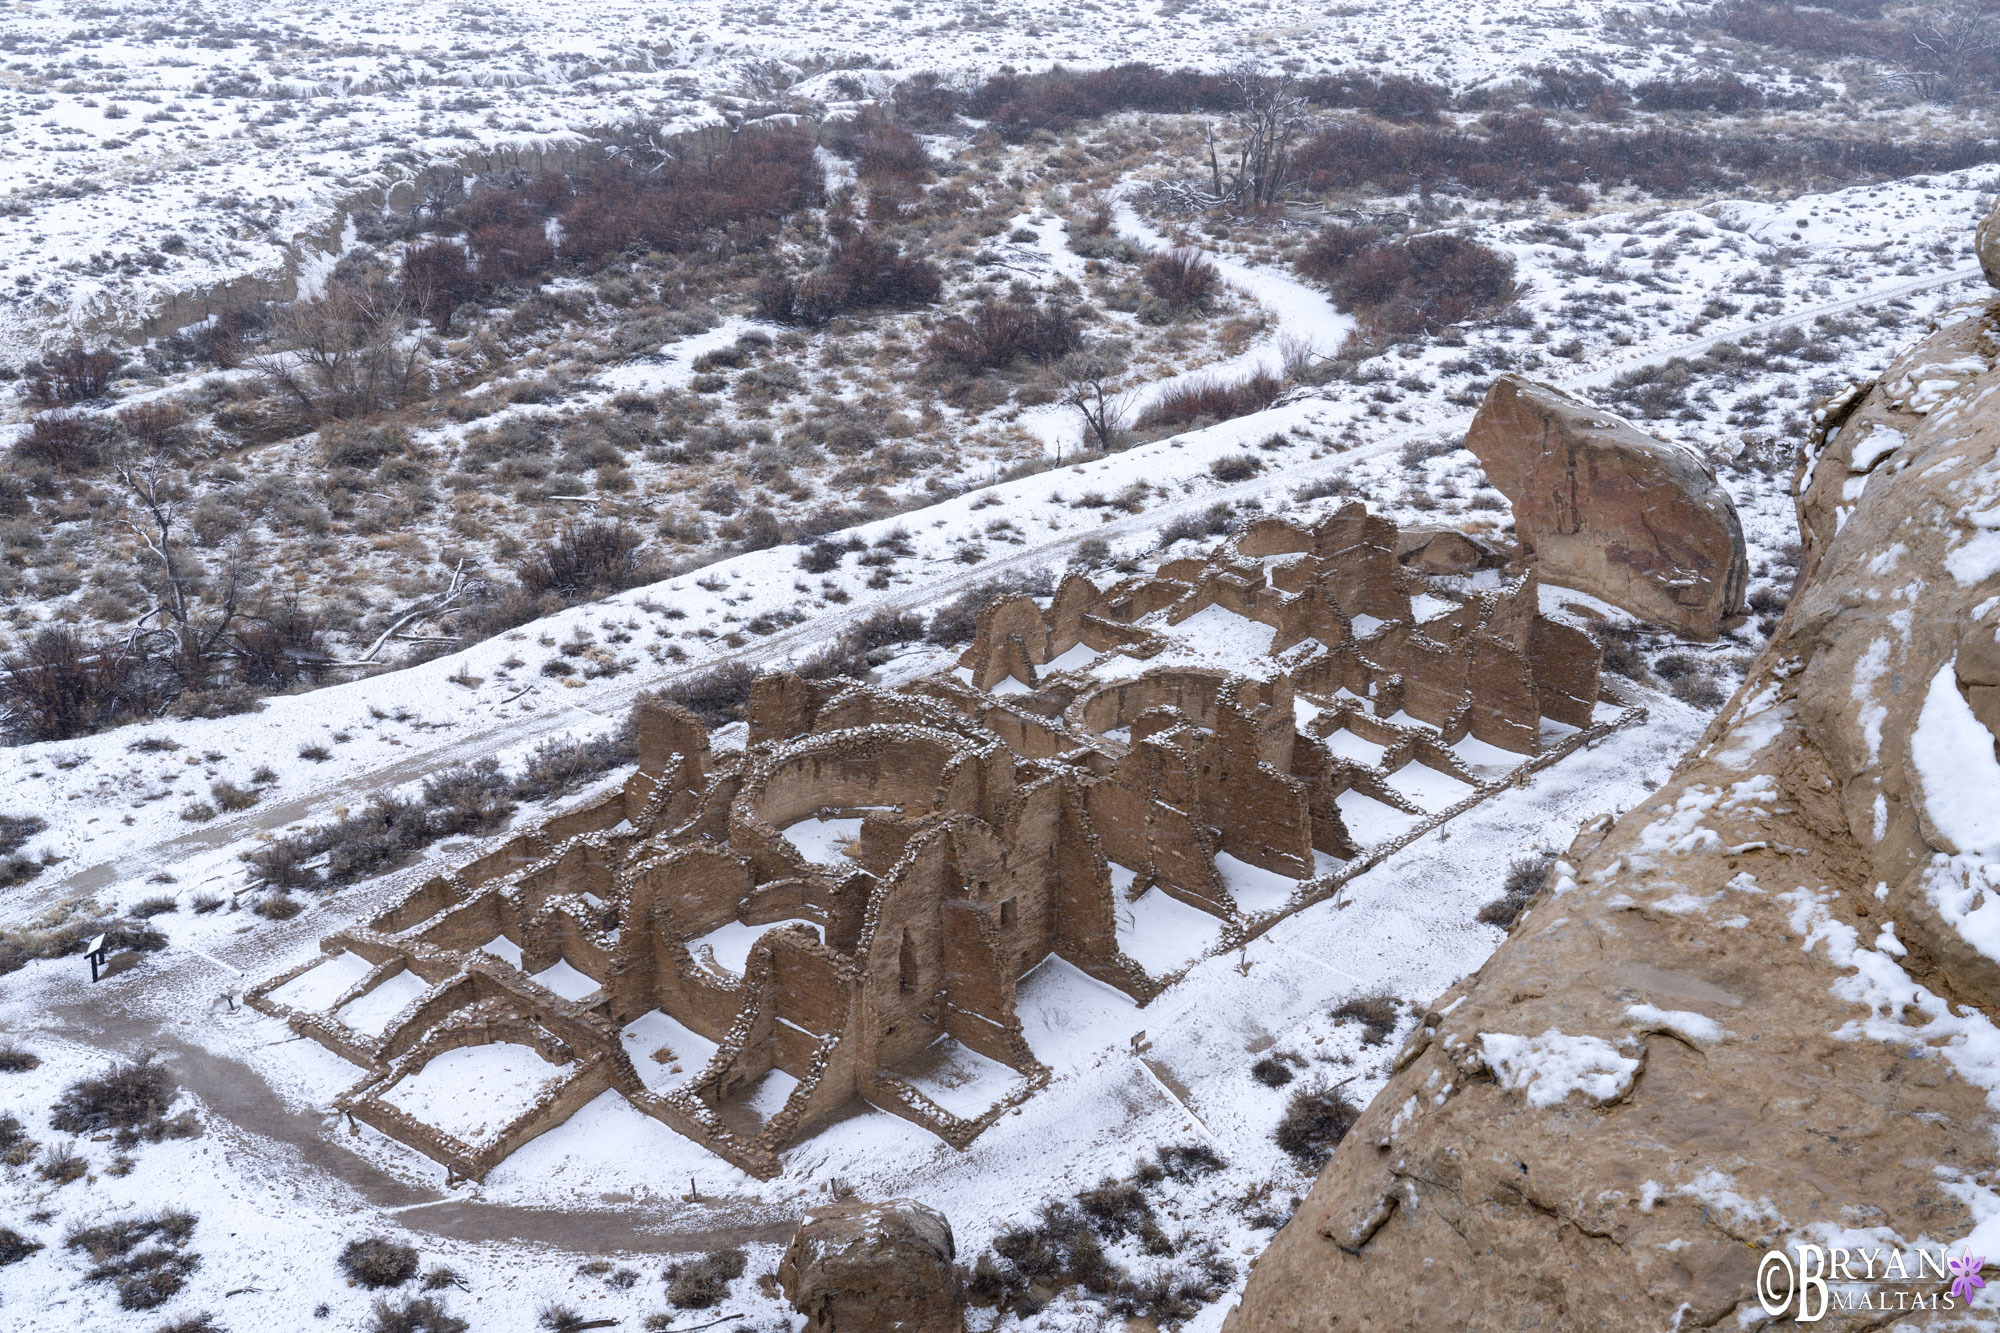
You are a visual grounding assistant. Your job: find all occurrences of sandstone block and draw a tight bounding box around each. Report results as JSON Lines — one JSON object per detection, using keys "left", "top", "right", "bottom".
{"left": 778, "top": 1199, "right": 964, "bottom": 1333}
{"left": 1465, "top": 374, "right": 1747, "bottom": 638}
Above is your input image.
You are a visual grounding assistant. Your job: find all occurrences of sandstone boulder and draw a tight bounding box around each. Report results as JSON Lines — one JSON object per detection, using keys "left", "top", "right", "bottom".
{"left": 1465, "top": 374, "right": 1747, "bottom": 638}
{"left": 778, "top": 1199, "right": 964, "bottom": 1333}
{"left": 1223, "top": 305, "right": 2000, "bottom": 1332}
{"left": 1978, "top": 197, "right": 2000, "bottom": 288}
{"left": 1392, "top": 525, "right": 1506, "bottom": 576}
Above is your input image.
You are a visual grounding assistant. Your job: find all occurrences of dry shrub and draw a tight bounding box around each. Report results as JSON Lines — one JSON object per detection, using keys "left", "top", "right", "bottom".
{"left": 26, "top": 345, "right": 120, "bottom": 405}
{"left": 247, "top": 697, "right": 644, "bottom": 893}
{"left": 827, "top": 108, "right": 933, "bottom": 182}
{"left": 400, "top": 240, "right": 475, "bottom": 331}
{"left": 761, "top": 229, "right": 941, "bottom": 325}
{"left": 947, "top": 63, "right": 1444, "bottom": 143}
{"left": 340, "top": 1236, "right": 421, "bottom": 1290}
{"left": 1274, "top": 1078, "right": 1360, "bottom": 1171}
{"left": 258, "top": 279, "right": 428, "bottom": 424}
{"left": 1293, "top": 111, "right": 2000, "bottom": 203}
{"left": 0, "top": 1226, "right": 42, "bottom": 1266}
{"left": 1140, "top": 370, "right": 1283, "bottom": 430}
{"left": 0, "top": 1045, "right": 41, "bottom": 1073}
{"left": 67, "top": 1210, "right": 200, "bottom": 1311}
{"left": 1250, "top": 1056, "right": 1296, "bottom": 1087}
{"left": 1329, "top": 993, "right": 1401, "bottom": 1046}
{"left": 119, "top": 401, "right": 188, "bottom": 454}
{"left": 37, "top": 1142, "right": 87, "bottom": 1185}
{"left": 367, "top": 1296, "right": 469, "bottom": 1333}
{"left": 662, "top": 660, "right": 757, "bottom": 726}
{"left": 233, "top": 599, "right": 331, "bottom": 688}
{"left": 1142, "top": 248, "right": 1218, "bottom": 310}
{"left": 0, "top": 908, "right": 168, "bottom": 978}
{"left": 152, "top": 1316, "right": 226, "bottom": 1333}
{"left": 664, "top": 1248, "right": 745, "bottom": 1309}
{"left": 450, "top": 129, "right": 819, "bottom": 283}
{"left": 924, "top": 296, "right": 1082, "bottom": 373}
{"left": 0, "top": 813, "right": 46, "bottom": 857}
{"left": 1634, "top": 72, "right": 1764, "bottom": 112}
{"left": 1299, "top": 226, "right": 1516, "bottom": 341}
{"left": 509, "top": 731, "right": 637, "bottom": 802}
{"left": 516, "top": 521, "right": 644, "bottom": 599}
{"left": 51, "top": 1055, "right": 199, "bottom": 1146}
{"left": 1207, "top": 452, "right": 1265, "bottom": 482}
{"left": 1478, "top": 851, "right": 1555, "bottom": 929}
{"left": 15, "top": 410, "right": 105, "bottom": 472}
{"left": 975, "top": 1165, "right": 1235, "bottom": 1324}
{"left": 0, "top": 627, "right": 162, "bottom": 743}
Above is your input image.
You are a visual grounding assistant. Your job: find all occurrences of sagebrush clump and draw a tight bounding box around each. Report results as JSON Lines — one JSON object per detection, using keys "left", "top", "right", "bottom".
{"left": 339, "top": 1236, "right": 421, "bottom": 1290}
{"left": 663, "top": 1248, "right": 746, "bottom": 1309}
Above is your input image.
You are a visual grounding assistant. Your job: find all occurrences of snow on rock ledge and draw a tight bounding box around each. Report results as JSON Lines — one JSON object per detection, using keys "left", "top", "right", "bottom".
{"left": 1479, "top": 1029, "right": 1641, "bottom": 1109}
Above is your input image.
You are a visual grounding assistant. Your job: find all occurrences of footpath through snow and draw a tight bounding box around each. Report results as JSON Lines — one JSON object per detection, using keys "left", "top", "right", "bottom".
{"left": 1015, "top": 199, "right": 1356, "bottom": 457}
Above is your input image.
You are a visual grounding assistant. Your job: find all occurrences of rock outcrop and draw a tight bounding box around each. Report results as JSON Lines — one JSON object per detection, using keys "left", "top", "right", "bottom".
{"left": 778, "top": 1199, "right": 965, "bottom": 1333}
{"left": 1466, "top": 374, "right": 1748, "bottom": 638}
{"left": 1225, "top": 305, "right": 2000, "bottom": 1329}
{"left": 1393, "top": 524, "right": 1508, "bottom": 576}
{"left": 1977, "top": 199, "right": 2000, "bottom": 289}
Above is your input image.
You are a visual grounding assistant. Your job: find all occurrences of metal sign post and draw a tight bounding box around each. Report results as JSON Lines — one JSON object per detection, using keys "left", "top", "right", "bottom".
{"left": 84, "top": 933, "right": 108, "bottom": 983}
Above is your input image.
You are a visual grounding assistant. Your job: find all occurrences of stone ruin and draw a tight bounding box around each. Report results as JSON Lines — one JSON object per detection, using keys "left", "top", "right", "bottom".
{"left": 249, "top": 503, "right": 1641, "bottom": 1182}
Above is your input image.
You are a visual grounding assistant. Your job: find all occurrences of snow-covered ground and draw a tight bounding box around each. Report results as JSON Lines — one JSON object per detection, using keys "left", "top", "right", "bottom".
{"left": 4, "top": 1, "right": 1998, "bottom": 1328}
{"left": 0, "top": 0, "right": 1760, "bottom": 364}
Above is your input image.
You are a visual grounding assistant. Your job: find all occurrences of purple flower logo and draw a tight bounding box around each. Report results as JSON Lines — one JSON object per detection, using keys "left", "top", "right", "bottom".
{"left": 1950, "top": 1250, "right": 1986, "bottom": 1302}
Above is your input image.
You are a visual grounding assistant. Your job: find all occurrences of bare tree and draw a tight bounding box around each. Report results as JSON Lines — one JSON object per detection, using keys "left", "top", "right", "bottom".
{"left": 1055, "top": 352, "right": 1136, "bottom": 457}
{"left": 116, "top": 455, "right": 250, "bottom": 692}
{"left": 333, "top": 561, "right": 484, "bottom": 667}
{"left": 1901, "top": 1, "right": 1999, "bottom": 101}
{"left": 1224, "top": 64, "right": 1311, "bottom": 211}
{"left": 1165, "top": 64, "right": 1313, "bottom": 213}
{"left": 256, "top": 279, "right": 427, "bottom": 424}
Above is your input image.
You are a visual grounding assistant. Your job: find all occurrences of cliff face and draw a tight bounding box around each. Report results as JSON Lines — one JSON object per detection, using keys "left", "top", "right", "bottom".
{"left": 1224, "top": 300, "right": 2000, "bottom": 1330}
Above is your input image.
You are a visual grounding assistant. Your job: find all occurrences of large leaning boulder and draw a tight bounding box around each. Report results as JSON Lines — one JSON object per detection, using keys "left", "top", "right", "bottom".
{"left": 1221, "top": 303, "right": 2000, "bottom": 1330}
{"left": 1465, "top": 374, "right": 1747, "bottom": 638}
{"left": 1977, "top": 197, "right": 2000, "bottom": 288}
{"left": 777, "top": 1199, "right": 965, "bottom": 1333}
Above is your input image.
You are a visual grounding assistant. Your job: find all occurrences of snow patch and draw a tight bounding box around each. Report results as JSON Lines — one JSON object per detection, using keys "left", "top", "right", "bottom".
{"left": 1480, "top": 1029, "right": 1640, "bottom": 1108}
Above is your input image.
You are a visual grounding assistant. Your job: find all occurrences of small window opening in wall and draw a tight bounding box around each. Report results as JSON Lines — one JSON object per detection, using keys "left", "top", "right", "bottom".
{"left": 899, "top": 928, "right": 917, "bottom": 993}
{"left": 999, "top": 898, "right": 1017, "bottom": 927}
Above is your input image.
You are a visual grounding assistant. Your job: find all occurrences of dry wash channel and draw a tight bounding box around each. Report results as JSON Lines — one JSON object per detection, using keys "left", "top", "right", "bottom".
{"left": 249, "top": 504, "right": 1639, "bottom": 1181}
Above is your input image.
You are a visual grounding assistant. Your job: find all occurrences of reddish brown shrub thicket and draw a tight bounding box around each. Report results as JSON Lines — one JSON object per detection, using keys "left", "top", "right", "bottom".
{"left": 1137, "top": 370, "right": 1283, "bottom": 430}
{"left": 826, "top": 109, "right": 932, "bottom": 183}
{"left": 26, "top": 346, "right": 120, "bottom": 406}
{"left": 1292, "top": 112, "right": 2000, "bottom": 202}
{"left": 1298, "top": 225, "right": 1516, "bottom": 341}
{"left": 399, "top": 240, "right": 475, "bottom": 331}
{"left": 1142, "top": 248, "right": 1219, "bottom": 310}
{"left": 923, "top": 296, "right": 1083, "bottom": 373}
{"left": 15, "top": 410, "right": 104, "bottom": 472}
{"left": 443, "top": 127, "right": 821, "bottom": 291}
{"left": 759, "top": 230, "right": 942, "bottom": 325}
{"left": 0, "top": 628, "right": 162, "bottom": 743}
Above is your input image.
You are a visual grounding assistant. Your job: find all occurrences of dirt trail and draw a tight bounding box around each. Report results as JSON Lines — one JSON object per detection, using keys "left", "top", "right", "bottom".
{"left": 46, "top": 992, "right": 794, "bottom": 1253}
